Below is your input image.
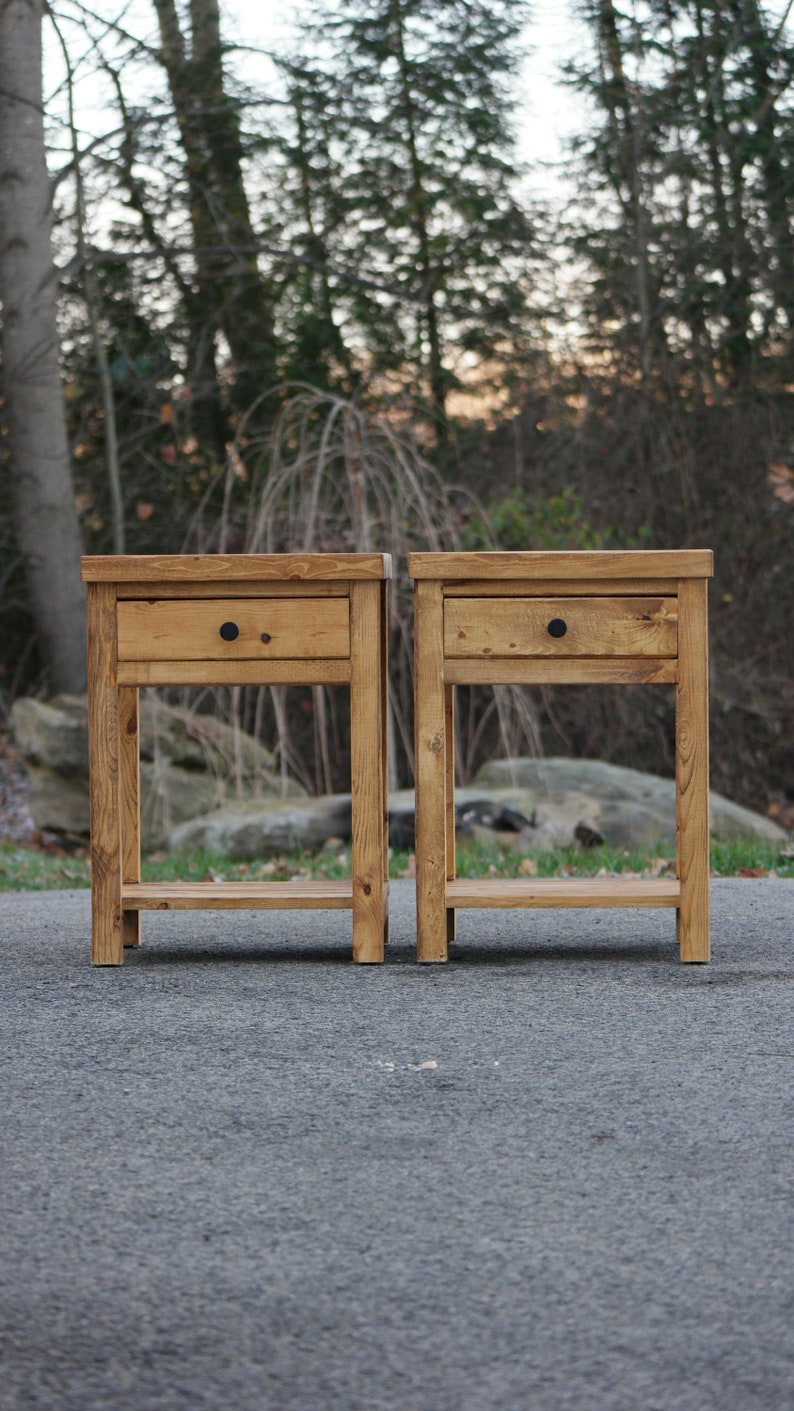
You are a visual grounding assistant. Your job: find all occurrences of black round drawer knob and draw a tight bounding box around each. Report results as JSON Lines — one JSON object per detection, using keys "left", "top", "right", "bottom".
{"left": 547, "top": 618, "right": 567, "bottom": 638}
{"left": 219, "top": 621, "right": 239, "bottom": 641}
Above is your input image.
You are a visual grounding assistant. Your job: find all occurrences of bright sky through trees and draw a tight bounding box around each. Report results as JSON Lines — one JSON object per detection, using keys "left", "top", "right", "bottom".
{"left": 42, "top": 0, "right": 582, "bottom": 171}
{"left": 224, "top": 0, "right": 583, "bottom": 169}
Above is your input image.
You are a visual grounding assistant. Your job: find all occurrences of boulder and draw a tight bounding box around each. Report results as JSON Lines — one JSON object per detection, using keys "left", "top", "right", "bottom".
{"left": 386, "top": 785, "right": 601, "bottom": 852}
{"left": 25, "top": 759, "right": 225, "bottom": 849}
{"left": 11, "top": 693, "right": 305, "bottom": 846}
{"left": 132, "top": 694, "right": 279, "bottom": 780}
{"left": 171, "top": 759, "right": 784, "bottom": 861}
{"left": 11, "top": 697, "right": 89, "bottom": 776}
{"left": 472, "top": 757, "right": 788, "bottom": 847}
{"left": 167, "top": 795, "right": 354, "bottom": 859}
{"left": 25, "top": 766, "right": 92, "bottom": 836}
{"left": 139, "top": 763, "right": 227, "bottom": 850}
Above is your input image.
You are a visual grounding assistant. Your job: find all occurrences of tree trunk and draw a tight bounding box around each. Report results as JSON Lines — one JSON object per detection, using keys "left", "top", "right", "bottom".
{"left": 693, "top": 0, "right": 753, "bottom": 375}
{"left": 596, "top": 0, "right": 655, "bottom": 385}
{"left": 0, "top": 0, "right": 86, "bottom": 692}
{"left": 390, "top": 0, "right": 447, "bottom": 423}
{"left": 153, "top": 0, "right": 278, "bottom": 433}
{"left": 741, "top": 0, "right": 794, "bottom": 334}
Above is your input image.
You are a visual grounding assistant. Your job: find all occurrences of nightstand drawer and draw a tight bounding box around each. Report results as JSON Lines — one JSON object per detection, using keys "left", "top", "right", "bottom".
{"left": 117, "top": 598, "right": 351, "bottom": 661}
{"left": 444, "top": 596, "right": 678, "bottom": 658}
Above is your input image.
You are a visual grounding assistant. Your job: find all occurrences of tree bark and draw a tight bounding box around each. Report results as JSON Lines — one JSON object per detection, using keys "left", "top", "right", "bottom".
{"left": 0, "top": 0, "right": 86, "bottom": 692}
{"left": 153, "top": 0, "right": 278, "bottom": 433}
{"left": 389, "top": 0, "right": 447, "bottom": 422}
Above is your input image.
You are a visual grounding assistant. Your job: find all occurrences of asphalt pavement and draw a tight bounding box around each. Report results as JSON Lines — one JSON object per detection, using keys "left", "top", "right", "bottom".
{"left": 1, "top": 880, "right": 793, "bottom": 1411}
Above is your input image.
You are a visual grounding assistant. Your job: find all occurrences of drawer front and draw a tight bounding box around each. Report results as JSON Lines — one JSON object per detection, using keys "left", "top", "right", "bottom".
{"left": 118, "top": 598, "right": 350, "bottom": 661}
{"left": 444, "top": 597, "right": 678, "bottom": 658}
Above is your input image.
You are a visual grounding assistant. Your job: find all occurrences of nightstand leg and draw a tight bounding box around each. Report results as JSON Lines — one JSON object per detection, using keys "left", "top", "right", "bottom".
{"left": 87, "top": 583, "right": 124, "bottom": 966}
{"left": 350, "top": 581, "right": 386, "bottom": 963}
{"left": 445, "top": 684, "right": 456, "bottom": 944}
{"left": 676, "top": 578, "right": 710, "bottom": 962}
{"left": 119, "top": 686, "right": 141, "bottom": 948}
{"left": 381, "top": 581, "right": 390, "bottom": 948}
{"left": 415, "top": 581, "right": 448, "bottom": 961}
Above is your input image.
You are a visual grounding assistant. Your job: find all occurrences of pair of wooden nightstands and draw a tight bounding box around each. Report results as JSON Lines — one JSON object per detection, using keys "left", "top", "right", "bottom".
{"left": 82, "top": 549, "right": 712, "bottom": 966}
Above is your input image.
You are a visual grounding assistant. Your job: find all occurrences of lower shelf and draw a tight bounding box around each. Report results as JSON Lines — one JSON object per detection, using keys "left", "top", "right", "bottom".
{"left": 446, "top": 878, "right": 681, "bottom": 908}
{"left": 122, "top": 880, "right": 355, "bottom": 910}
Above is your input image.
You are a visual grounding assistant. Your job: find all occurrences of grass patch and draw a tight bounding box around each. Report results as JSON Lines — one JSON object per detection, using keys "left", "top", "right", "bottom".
{"left": 454, "top": 836, "right": 794, "bottom": 879}
{"left": 0, "top": 835, "right": 791, "bottom": 892}
{"left": 0, "top": 844, "right": 93, "bottom": 891}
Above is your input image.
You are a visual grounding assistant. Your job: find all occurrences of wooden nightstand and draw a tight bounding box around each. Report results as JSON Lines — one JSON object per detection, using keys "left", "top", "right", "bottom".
{"left": 81, "top": 554, "right": 391, "bottom": 965}
{"left": 410, "top": 550, "right": 712, "bottom": 963}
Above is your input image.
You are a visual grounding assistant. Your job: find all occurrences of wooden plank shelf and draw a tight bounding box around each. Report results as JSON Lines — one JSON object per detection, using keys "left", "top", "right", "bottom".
{"left": 83, "top": 552, "right": 392, "bottom": 582}
{"left": 409, "top": 550, "right": 714, "bottom": 580}
{"left": 443, "top": 658, "right": 678, "bottom": 686}
{"left": 447, "top": 878, "right": 681, "bottom": 908}
{"left": 122, "top": 880, "right": 356, "bottom": 910}
{"left": 117, "top": 659, "right": 352, "bottom": 687}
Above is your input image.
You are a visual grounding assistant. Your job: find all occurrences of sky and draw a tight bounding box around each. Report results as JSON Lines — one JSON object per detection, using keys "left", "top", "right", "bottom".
{"left": 43, "top": 0, "right": 588, "bottom": 201}
{"left": 220, "top": 0, "right": 585, "bottom": 169}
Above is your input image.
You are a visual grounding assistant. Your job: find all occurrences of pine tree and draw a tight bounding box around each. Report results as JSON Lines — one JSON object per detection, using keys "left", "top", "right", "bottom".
{"left": 563, "top": 0, "right": 794, "bottom": 389}
{"left": 285, "top": 0, "right": 535, "bottom": 421}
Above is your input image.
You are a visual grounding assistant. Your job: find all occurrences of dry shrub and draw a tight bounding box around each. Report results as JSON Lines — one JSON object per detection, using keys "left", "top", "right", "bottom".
{"left": 176, "top": 386, "right": 545, "bottom": 794}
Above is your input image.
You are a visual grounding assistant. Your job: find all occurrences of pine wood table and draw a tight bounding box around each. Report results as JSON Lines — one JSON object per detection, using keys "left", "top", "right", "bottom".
{"left": 81, "top": 554, "right": 391, "bottom": 965}
{"left": 410, "top": 550, "right": 713, "bottom": 963}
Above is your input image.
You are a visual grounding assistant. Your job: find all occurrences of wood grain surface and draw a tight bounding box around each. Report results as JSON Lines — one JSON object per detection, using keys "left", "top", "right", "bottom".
{"left": 117, "top": 598, "right": 350, "bottom": 661}
{"left": 122, "top": 881, "right": 355, "bottom": 909}
{"left": 87, "top": 582, "right": 123, "bottom": 965}
{"left": 350, "top": 580, "right": 387, "bottom": 962}
{"left": 444, "top": 596, "right": 678, "bottom": 658}
{"left": 117, "top": 660, "right": 352, "bottom": 686}
{"left": 118, "top": 685, "right": 141, "bottom": 949}
{"left": 115, "top": 581, "right": 348, "bottom": 599}
{"left": 414, "top": 579, "right": 449, "bottom": 961}
{"left": 442, "top": 578, "right": 679, "bottom": 597}
{"left": 83, "top": 553, "right": 392, "bottom": 582}
{"left": 442, "top": 658, "right": 678, "bottom": 685}
{"left": 447, "top": 878, "right": 681, "bottom": 907}
{"left": 409, "top": 550, "right": 713, "bottom": 580}
{"left": 676, "top": 577, "right": 711, "bottom": 961}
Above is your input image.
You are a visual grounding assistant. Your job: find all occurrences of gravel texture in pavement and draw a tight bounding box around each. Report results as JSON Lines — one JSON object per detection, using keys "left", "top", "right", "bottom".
{"left": 1, "top": 880, "right": 793, "bottom": 1411}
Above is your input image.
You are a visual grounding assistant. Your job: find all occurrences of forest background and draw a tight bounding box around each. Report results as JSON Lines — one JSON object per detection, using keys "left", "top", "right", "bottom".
{"left": 1, "top": 0, "right": 793, "bottom": 822}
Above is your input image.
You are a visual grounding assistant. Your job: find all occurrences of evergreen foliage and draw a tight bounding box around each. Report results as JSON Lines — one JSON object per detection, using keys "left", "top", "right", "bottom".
{"left": 276, "top": 0, "right": 536, "bottom": 418}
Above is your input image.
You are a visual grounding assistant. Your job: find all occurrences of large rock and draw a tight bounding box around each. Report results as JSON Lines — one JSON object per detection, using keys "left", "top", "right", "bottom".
{"left": 168, "top": 795, "right": 354, "bottom": 859}
{"left": 386, "top": 785, "right": 601, "bottom": 852}
{"left": 472, "top": 757, "right": 788, "bottom": 848}
{"left": 14, "top": 693, "right": 281, "bottom": 779}
{"left": 25, "top": 760, "right": 224, "bottom": 849}
{"left": 24, "top": 767, "right": 92, "bottom": 836}
{"left": 11, "top": 693, "right": 304, "bottom": 847}
{"left": 138, "top": 763, "right": 227, "bottom": 849}
{"left": 132, "top": 694, "right": 279, "bottom": 779}
{"left": 11, "top": 697, "right": 89, "bottom": 776}
{"left": 172, "top": 759, "right": 787, "bottom": 861}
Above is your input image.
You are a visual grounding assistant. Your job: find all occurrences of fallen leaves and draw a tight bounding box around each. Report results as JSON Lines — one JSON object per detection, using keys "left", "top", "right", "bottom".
{"left": 768, "top": 462, "right": 794, "bottom": 504}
